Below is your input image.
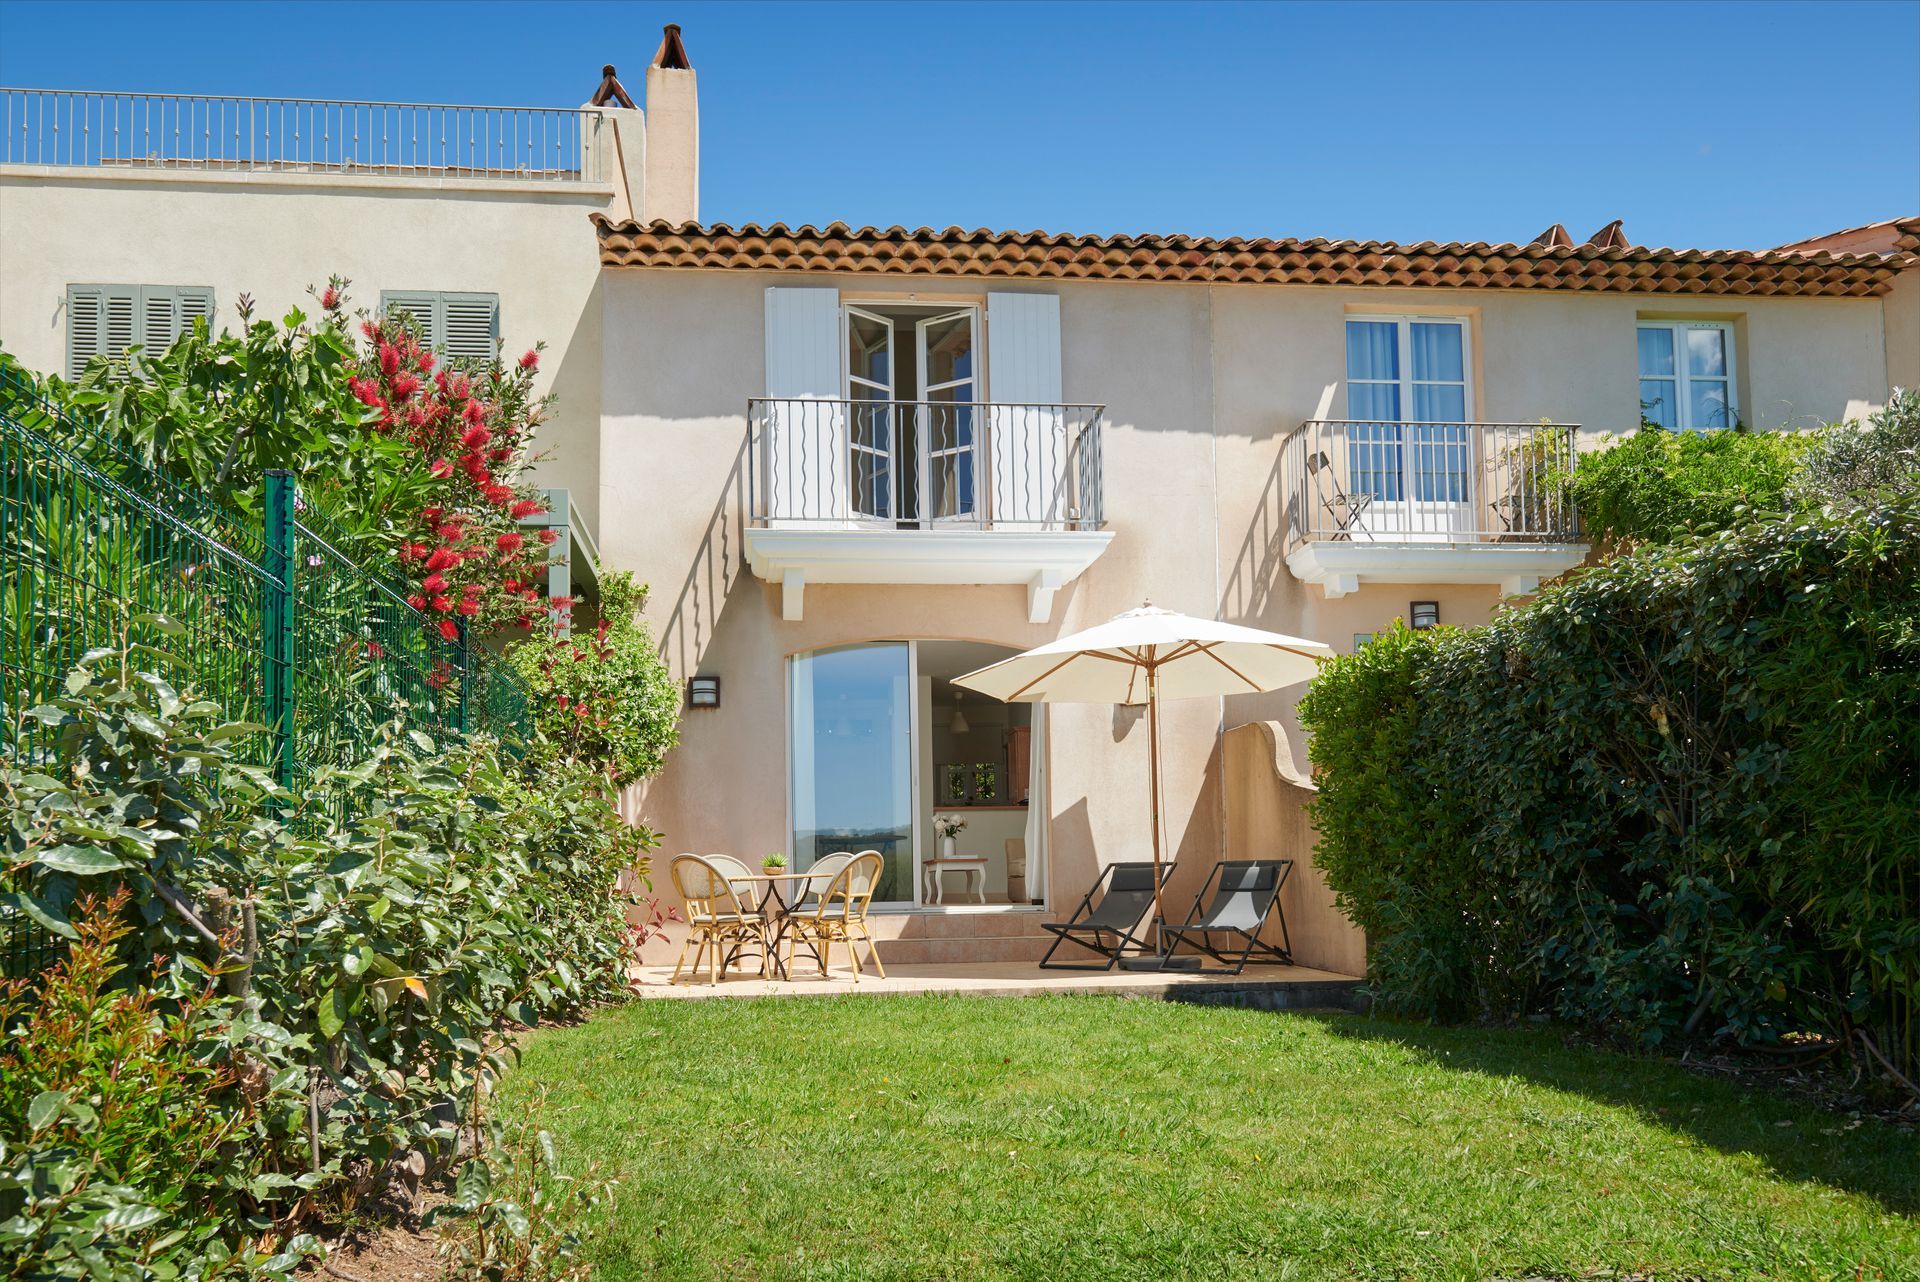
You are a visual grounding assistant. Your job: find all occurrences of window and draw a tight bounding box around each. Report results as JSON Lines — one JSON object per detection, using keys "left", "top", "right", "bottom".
{"left": 379, "top": 291, "right": 500, "bottom": 360}
{"left": 1637, "top": 321, "right": 1735, "bottom": 430}
{"left": 66, "top": 285, "right": 214, "bottom": 378}
{"left": 1344, "top": 315, "right": 1472, "bottom": 502}
{"left": 1352, "top": 632, "right": 1374, "bottom": 651}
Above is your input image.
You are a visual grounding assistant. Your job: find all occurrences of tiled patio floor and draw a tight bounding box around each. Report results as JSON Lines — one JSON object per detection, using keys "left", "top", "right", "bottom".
{"left": 630, "top": 959, "right": 1365, "bottom": 1007}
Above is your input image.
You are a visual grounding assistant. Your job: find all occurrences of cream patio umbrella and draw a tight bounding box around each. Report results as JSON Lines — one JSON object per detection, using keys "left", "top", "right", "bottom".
{"left": 952, "top": 602, "right": 1332, "bottom": 959}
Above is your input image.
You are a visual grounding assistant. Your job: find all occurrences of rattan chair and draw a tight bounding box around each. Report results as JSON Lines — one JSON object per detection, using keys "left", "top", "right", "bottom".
{"left": 669, "top": 853, "right": 768, "bottom": 984}
{"left": 783, "top": 850, "right": 885, "bottom": 980}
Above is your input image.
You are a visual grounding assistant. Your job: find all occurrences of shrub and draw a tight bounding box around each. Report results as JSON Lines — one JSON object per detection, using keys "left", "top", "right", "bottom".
{"left": 0, "top": 893, "right": 312, "bottom": 1281}
{"left": 507, "top": 570, "right": 681, "bottom": 789}
{"left": 1787, "top": 388, "right": 1920, "bottom": 508}
{"left": 1570, "top": 423, "right": 1812, "bottom": 548}
{"left": 1300, "top": 501, "right": 1920, "bottom": 1084}
{"left": 3, "top": 646, "right": 650, "bottom": 1249}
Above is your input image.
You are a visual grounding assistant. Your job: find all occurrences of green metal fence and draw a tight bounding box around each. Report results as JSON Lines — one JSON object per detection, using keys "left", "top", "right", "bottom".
{"left": 1, "top": 367, "right": 534, "bottom": 948}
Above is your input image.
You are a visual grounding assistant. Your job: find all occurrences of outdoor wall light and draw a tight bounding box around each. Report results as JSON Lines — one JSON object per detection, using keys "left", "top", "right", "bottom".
{"left": 687, "top": 675, "right": 721, "bottom": 709}
{"left": 1410, "top": 602, "right": 1440, "bottom": 631}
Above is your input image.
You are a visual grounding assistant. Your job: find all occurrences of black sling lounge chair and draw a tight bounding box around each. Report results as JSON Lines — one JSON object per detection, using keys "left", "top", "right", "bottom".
{"left": 1158, "top": 859, "right": 1294, "bottom": 975}
{"left": 1038, "top": 862, "right": 1167, "bottom": 971}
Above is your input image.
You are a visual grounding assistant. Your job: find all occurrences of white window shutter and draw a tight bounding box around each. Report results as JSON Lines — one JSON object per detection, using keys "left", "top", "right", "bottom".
{"left": 763, "top": 287, "right": 845, "bottom": 524}
{"left": 66, "top": 286, "right": 105, "bottom": 378}
{"left": 986, "top": 292, "right": 1064, "bottom": 527}
{"left": 443, "top": 293, "right": 499, "bottom": 360}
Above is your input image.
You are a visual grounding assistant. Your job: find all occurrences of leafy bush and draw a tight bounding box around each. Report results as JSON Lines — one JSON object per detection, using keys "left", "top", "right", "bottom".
{"left": 1570, "top": 423, "right": 1812, "bottom": 547}
{"left": 507, "top": 570, "right": 681, "bottom": 788}
{"left": 1300, "top": 501, "right": 1920, "bottom": 1085}
{"left": 45, "top": 283, "right": 561, "bottom": 633}
{"left": 0, "top": 893, "right": 313, "bottom": 1281}
{"left": 1787, "top": 388, "right": 1920, "bottom": 508}
{"left": 2, "top": 647, "right": 652, "bottom": 1267}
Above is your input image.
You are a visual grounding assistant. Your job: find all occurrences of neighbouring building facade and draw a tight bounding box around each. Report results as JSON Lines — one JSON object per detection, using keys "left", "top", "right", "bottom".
{"left": 3, "top": 29, "right": 1915, "bottom": 968}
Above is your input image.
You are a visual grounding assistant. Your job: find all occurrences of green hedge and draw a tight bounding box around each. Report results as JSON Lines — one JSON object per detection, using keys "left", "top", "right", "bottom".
{"left": 1299, "top": 501, "right": 1920, "bottom": 1080}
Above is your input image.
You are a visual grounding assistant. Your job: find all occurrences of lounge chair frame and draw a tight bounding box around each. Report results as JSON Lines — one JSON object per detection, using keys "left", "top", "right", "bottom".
{"left": 1158, "top": 859, "right": 1294, "bottom": 975}
{"left": 1038, "top": 862, "right": 1168, "bottom": 971}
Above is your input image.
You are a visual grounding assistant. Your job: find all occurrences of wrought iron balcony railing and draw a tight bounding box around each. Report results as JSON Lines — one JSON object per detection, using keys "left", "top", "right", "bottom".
{"left": 1, "top": 88, "right": 610, "bottom": 184}
{"left": 1282, "top": 419, "right": 1580, "bottom": 545}
{"left": 748, "top": 398, "right": 1105, "bottom": 531}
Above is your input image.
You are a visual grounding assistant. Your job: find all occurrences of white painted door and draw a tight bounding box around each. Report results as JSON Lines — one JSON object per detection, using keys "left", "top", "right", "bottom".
{"left": 846, "top": 306, "right": 898, "bottom": 523}
{"left": 915, "top": 308, "right": 980, "bottom": 525}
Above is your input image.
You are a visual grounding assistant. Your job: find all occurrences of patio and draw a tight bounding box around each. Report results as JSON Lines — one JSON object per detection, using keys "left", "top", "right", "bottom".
{"left": 630, "top": 958, "right": 1365, "bottom": 1005}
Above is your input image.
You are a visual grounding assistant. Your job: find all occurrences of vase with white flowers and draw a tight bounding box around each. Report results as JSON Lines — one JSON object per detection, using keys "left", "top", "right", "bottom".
{"left": 933, "top": 813, "right": 967, "bottom": 859}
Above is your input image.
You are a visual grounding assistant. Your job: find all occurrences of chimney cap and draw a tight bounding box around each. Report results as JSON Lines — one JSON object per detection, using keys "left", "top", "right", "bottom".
{"left": 653, "top": 22, "right": 693, "bottom": 70}
{"left": 1586, "top": 219, "right": 1632, "bottom": 250}
{"left": 1530, "top": 222, "right": 1573, "bottom": 249}
{"left": 590, "top": 63, "right": 635, "bottom": 109}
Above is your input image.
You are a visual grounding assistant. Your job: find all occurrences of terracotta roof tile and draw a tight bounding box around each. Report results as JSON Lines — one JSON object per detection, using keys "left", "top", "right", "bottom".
{"left": 595, "top": 218, "right": 1911, "bottom": 297}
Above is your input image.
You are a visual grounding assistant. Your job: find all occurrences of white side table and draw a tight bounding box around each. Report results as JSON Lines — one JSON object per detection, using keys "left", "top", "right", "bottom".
{"left": 921, "top": 857, "right": 988, "bottom": 905}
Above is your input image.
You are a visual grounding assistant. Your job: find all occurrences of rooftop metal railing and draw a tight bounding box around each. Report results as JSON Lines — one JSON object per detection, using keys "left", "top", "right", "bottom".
{"left": 1283, "top": 419, "right": 1580, "bottom": 545}
{"left": 747, "top": 398, "right": 1105, "bottom": 531}
{"left": 1, "top": 88, "right": 610, "bottom": 184}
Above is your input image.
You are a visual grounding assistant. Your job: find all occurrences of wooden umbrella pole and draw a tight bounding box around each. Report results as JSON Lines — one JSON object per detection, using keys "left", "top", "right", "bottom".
{"left": 1146, "top": 659, "right": 1164, "bottom": 947}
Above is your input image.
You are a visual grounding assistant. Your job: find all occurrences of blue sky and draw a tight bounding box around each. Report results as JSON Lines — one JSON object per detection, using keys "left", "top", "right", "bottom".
{"left": 3, "top": 0, "right": 1915, "bottom": 249}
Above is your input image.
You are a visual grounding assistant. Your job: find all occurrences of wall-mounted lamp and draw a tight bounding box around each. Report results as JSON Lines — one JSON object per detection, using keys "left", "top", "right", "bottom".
{"left": 687, "top": 675, "right": 721, "bottom": 709}
{"left": 1409, "top": 601, "right": 1440, "bottom": 631}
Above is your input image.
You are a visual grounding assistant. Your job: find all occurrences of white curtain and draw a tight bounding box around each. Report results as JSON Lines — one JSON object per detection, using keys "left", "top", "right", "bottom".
{"left": 1022, "top": 710, "right": 1048, "bottom": 906}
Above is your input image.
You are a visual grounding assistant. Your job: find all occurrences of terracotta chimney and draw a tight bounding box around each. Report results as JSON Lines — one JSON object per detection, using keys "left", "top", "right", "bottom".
{"left": 1586, "top": 219, "right": 1631, "bottom": 250}
{"left": 1530, "top": 223, "right": 1573, "bottom": 249}
{"left": 644, "top": 24, "right": 699, "bottom": 225}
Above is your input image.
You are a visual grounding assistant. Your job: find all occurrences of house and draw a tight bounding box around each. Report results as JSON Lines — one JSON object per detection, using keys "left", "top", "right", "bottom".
{"left": 2, "top": 29, "right": 1914, "bottom": 969}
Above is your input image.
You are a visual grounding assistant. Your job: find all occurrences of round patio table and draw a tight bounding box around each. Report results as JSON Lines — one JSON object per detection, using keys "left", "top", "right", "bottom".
{"left": 726, "top": 870, "right": 831, "bottom": 979}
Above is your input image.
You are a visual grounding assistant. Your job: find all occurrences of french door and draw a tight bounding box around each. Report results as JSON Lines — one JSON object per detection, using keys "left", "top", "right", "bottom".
{"left": 1345, "top": 316, "right": 1473, "bottom": 539}
{"left": 844, "top": 305, "right": 981, "bottom": 527}
{"left": 916, "top": 309, "right": 979, "bottom": 524}
{"left": 846, "top": 307, "right": 898, "bottom": 523}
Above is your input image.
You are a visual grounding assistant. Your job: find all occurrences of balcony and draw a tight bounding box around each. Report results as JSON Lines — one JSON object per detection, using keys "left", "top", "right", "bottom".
{"left": 745, "top": 398, "right": 1113, "bottom": 622}
{"left": 1, "top": 89, "right": 610, "bottom": 187}
{"left": 1281, "top": 420, "right": 1587, "bottom": 598}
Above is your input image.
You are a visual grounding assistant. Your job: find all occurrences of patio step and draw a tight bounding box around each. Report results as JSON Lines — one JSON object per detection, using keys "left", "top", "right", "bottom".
{"left": 866, "top": 910, "right": 1052, "bottom": 966}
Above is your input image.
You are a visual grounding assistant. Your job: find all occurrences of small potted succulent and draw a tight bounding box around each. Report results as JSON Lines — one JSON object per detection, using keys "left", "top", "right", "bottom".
{"left": 933, "top": 813, "right": 967, "bottom": 859}
{"left": 762, "top": 851, "right": 788, "bottom": 875}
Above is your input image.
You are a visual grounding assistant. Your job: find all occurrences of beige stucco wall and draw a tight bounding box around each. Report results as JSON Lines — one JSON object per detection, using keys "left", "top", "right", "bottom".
{"left": 0, "top": 169, "right": 613, "bottom": 532}
{"left": 1886, "top": 269, "right": 1920, "bottom": 395}
{"left": 603, "top": 268, "right": 1895, "bottom": 918}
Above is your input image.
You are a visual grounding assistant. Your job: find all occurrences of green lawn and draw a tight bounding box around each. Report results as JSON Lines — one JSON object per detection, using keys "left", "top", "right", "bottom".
{"left": 502, "top": 996, "right": 1919, "bottom": 1282}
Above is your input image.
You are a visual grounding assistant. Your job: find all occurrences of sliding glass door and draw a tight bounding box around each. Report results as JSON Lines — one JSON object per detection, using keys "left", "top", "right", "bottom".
{"left": 789, "top": 642, "right": 914, "bottom": 904}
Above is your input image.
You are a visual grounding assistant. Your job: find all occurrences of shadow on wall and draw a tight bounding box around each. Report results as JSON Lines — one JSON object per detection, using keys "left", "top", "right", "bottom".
{"left": 656, "top": 429, "right": 749, "bottom": 683}
{"left": 1219, "top": 430, "right": 1308, "bottom": 625}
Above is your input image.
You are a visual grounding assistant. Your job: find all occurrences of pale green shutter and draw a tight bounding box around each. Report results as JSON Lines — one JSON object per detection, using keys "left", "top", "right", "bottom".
{"left": 442, "top": 293, "right": 499, "bottom": 361}
{"left": 380, "top": 290, "right": 442, "bottom": 348}
{"left": 139, "top": 288, "right": 176, "bottom": 354}
{"left": 175, "top": 287, "right": 215, "bottom": 337}
{"left": 66, "top": 286, "right": 105, "bottom": 378}
{"left": 102, "top": 287, "right": 138, "bottom": 367}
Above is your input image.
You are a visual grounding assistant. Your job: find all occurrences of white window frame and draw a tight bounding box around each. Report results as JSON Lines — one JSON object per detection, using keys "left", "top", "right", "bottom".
{"left": 1636, "top": 320, "right": 1737, "bottom": 431}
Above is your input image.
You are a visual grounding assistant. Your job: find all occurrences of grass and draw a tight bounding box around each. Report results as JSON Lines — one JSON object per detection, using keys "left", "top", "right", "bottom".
{"left": 501, "top": 996, "right": 1920, "bottom": 1282}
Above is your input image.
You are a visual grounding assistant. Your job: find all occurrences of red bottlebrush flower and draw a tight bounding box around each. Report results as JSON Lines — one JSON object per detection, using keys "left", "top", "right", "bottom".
{"left": 437, "top": 618, "right": 460, "bottom": 642}
{"left": 432, "top": 594, "right": 454, "bottom": 614}
{"left": 360, "top": 320, "right": 380, "bottom": 342}
{"left": 507, "top": 499, "right": 546, "bottom": 520}
{"left": 496, "top": 532, "right": 525, "bottom": 554}
{"left": 405, "top": 593, "right": 427, "bottom": 611}
{"left": 366, "top": 640, "right": 385, "bottom": 659}
{"left": 418, "top": 349, "right": 435, "bottom": 374}
{"left": 462, "top": 398, "right": 487, "bottom": 425}
{"left": 437, "top": 523, "right": 466, "bottom": 541}
{"left": 421, "top": 506, "right": 445, "bottom": 525}
{"left": 456, "top": 597, "right": 480, "bottom": 616}
{"left": 460, "top": 424, "right": 491, "bottom": 450}
{"left": 488, "top": 447, "right": 511, "bottom": 463}
{"left": 518, "top": 350, "right": 539, "bottom": 371}
{"left": 349, "top": 378, "right": 384, "bottom": 408}
{"left": 484, "top": 484, "right": 514, "bottom": 506}
{"left": 390, "top": 372, "right": 422, "bottom": 402}
{"left": 379, "top": 343, "right": 400, "bottom": 378}
{"left": 538, "top": 529, "right": 559, "bottom": 546}
{"left": 429, "top": 458, "right": 454, "bottom": 479}
{"left": 424, "top": 547, "right": 459, "bottom": 572}
{"left": 320, "top": 286, "right": 340, "bottom": 310}
{"left": 502, "top": 579, "right": 522, "bottom": 592}
{"left": 420, "top": 573, "right": 448, "bottom": 594}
